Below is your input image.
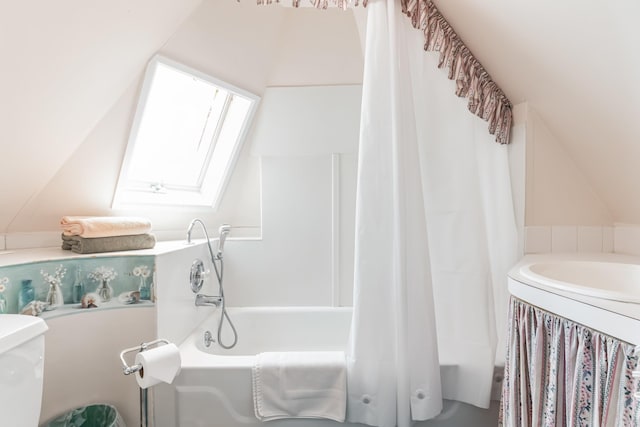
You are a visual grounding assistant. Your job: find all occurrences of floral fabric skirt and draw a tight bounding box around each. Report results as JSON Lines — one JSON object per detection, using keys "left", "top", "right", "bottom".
{"left": 500, "top": 298, "right": 640, "bottom": 427}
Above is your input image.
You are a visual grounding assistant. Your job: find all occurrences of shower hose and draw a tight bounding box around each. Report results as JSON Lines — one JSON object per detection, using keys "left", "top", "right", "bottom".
{"left": 209, "top": 249, "right": 238, "bottom": 349}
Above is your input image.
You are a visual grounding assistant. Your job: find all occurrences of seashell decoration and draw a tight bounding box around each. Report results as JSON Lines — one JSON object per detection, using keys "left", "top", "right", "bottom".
{"left": 20, "top": 300, "right": 49, "bottom": 316}
{"left": 81, "top": 292, "right": 100, "bottom": 309}
{"left": 118, "top": 291, "right": 140, "bottom": 305}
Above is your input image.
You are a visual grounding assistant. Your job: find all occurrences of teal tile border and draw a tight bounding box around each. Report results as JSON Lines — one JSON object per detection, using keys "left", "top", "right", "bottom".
{"left": 0, "top": 255, "right": 155, "bottom": 318}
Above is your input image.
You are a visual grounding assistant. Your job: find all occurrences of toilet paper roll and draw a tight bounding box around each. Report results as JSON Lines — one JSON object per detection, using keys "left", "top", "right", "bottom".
{"left": 134, "top": 343, "right": 181, "bottom": 389}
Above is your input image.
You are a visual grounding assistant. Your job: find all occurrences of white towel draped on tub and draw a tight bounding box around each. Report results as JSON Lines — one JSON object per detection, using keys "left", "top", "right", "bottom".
{"left": 252, "top": 351, "right": 347, "bottom": 422}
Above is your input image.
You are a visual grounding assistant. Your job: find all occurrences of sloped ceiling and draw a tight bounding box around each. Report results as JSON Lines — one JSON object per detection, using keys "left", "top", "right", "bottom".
{"left": 2, "top": 1, "right": 363, "bottom": 235}
{"left": 433, "top": 0, "right": 640, "bottom": 224}
{"left": 0, "top": 0, "right": 202, "bottom": 231}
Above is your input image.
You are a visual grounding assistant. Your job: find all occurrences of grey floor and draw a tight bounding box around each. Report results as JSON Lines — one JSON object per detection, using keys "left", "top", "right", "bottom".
{"left": 422, "top": 399, "right": 499, "bottom": 427}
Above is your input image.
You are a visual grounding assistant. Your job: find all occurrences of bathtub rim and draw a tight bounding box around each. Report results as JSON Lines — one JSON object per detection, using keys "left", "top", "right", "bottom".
{"left": 520, "top": 259, "right": 640, "bottom": 303}
{"left": 179, "top": 306, "right": 353, "bottom": 369}
{"left": 508, "top": 253, "right": 640, "bottom": 344}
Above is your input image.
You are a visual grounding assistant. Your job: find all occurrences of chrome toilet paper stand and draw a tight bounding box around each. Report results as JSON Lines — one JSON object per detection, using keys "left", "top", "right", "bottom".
{"left": 120, "top": 338, "right": 170, "bottom": 427}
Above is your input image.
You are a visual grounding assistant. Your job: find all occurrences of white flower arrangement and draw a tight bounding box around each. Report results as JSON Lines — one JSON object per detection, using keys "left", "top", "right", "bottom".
{"left": 132, "top": 265, "right": 151, "bottom": 278}
{"left": 40, "top": 265, "right": 66, "bottom": 287}
{"left": 0, "top": 277, "right": 8, "bottom": 293}
{"left": 88, "top": 266, "right": 117, "bottom": 283}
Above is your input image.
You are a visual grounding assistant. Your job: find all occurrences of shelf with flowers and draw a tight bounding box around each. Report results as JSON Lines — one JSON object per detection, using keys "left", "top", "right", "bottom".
{"left": 0, "top": 255, "right": 156, "bottom": 318}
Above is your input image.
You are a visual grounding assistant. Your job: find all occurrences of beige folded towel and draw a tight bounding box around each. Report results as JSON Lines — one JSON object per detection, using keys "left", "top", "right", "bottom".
{"left": 61, "top": 233, "right": 156, "bottom": 254}
{"left": 60, "top": 216, "right": 152, "bottom": 238}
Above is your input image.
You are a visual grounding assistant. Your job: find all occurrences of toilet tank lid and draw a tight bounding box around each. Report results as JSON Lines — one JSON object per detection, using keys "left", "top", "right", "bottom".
{"left": 0, "top": 315, "right": 48, "bottom": 354}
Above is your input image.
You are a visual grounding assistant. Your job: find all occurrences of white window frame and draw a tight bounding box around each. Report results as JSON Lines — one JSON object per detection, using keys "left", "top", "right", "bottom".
{"left": 112, "top": 55, "right": 260, "bottom": 209}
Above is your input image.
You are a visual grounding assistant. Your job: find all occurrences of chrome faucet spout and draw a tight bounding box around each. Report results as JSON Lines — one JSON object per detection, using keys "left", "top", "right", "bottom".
{"left": 195, "top": 294, "right": 223, "bottom": 307}
{"left": 187, "top": 218, "right": 208, "bottom": 245}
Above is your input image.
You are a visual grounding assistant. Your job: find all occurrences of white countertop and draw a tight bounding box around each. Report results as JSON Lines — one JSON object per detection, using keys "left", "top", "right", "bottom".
{"left": 0, "top": 240, "right": 202, "bottom": 267}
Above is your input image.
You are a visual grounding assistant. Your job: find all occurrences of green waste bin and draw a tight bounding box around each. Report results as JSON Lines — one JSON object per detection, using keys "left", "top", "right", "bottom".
{"left": 42, "top": 404, "right": 125, "bottom": 427}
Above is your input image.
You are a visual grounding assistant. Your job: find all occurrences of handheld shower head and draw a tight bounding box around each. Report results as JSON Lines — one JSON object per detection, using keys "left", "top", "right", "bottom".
{"left": 216, "top": 224, "right": 231, "bottom": 259}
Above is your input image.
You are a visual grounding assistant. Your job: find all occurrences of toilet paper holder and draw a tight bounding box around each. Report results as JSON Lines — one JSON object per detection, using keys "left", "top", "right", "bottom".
{"left": 121, "top": 338, "right": 174, "bottom": 427}
{"left": 119, "top": 338, "right": 170, "bottom": 375}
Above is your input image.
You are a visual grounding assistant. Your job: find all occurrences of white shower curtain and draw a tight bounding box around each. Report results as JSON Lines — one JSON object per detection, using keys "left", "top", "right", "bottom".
{"left": 346, "top": 1, "right": 518, "bottom": 426}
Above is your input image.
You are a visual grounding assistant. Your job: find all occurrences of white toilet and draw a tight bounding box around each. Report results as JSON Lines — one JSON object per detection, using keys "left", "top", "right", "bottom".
{"left": 0, "top": 314, "right": 48, "bottom": 427}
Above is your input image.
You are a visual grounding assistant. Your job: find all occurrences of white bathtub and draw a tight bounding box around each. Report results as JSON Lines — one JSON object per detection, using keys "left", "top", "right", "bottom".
{"left": 155, "top": 307, "right": 499, "bottom": 427}
{"left": 508, "top": 253, "right": 640, "bottom": 344}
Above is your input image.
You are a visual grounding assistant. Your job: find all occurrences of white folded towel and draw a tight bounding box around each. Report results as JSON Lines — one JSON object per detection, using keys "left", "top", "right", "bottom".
{"left": 60, "top": 216, "right": 152, "bottom": 238}
{"left": 252, "top": 351, "right": 347, "bottom": 422}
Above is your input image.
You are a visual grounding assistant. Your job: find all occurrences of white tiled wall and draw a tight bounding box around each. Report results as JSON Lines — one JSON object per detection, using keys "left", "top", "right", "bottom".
{"left": 550, "top": 226, "right": 578, "bottom": 253}
{"left": 603, "top": 227, "right": 614, "bottom": 253}
{"left": 524, "top": 225, "right": 630, "bottom": 255}
{"left": 614, "top": 225, "right": 640, "bottom": 256}
{"left": 577, "top": 226, "right": 604, "bottom": 253}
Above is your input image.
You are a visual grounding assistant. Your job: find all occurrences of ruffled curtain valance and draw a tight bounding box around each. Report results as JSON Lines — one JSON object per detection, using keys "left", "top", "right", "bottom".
{"left": 257, "top": 0, "right": 513, "bottom": 144}
{"left": 400, "top": 0, "right": 512, "bottom": 144}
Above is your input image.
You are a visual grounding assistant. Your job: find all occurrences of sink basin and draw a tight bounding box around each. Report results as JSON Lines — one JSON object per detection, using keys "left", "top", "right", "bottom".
{"left": 520, "top": 261, "right": 640, "bottom": 303}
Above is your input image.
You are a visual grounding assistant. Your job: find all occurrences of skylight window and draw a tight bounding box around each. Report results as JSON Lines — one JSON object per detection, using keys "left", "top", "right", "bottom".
{"left": 112, "top": 55, "right": 259, "bottom": 209}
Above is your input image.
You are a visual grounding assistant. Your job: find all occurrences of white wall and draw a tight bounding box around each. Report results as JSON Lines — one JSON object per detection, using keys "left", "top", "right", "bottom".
{"left": 517, "top": 104, "right": 618, "bottom": 254}
{"left": 524, "top": 105, "right": 613, "bottom": 226}
{"left": 40, "top": 308, "right": 155, "bottom": 426}
{"left": 0, "top": 0, "right": 202, "bottom": 233}
{"left": 223, "top": 85, "right": 362, "bottom": 307}
{"left": 509, "top": 103, "right": 527, "bottom": 257}
{"left": 266, "top": 8, "right": 364, "bottom": 86}
{"left": 155, "top": 242, "right": 217, "bottom": 345}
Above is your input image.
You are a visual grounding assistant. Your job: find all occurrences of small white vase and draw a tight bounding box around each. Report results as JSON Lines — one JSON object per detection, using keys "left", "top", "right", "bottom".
{"left": 46, "top": 282, "right": 64, "bottom": 309}
{"left": 97, "top": 279, "right": 113, "bottom": 302}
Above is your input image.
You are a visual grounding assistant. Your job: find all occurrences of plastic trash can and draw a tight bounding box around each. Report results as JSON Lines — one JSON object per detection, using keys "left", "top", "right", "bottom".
{"left": 42, "top": 404, "right": 125, "bottom": 427}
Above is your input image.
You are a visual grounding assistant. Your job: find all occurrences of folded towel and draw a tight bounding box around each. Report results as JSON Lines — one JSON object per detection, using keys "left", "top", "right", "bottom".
{"left": 252, "top": 351, "right": 347, "bottom": 422}
{"left": 61, "top": 233, "right": 156, "bottom": 254}
{"left": 60, "top": 216, "right": 152, "bottom": 238}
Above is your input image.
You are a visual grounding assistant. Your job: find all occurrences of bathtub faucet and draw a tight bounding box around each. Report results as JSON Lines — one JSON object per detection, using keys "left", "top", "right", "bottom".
{"left": 195, "top": 294, "right": 223, "bottom": 308}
